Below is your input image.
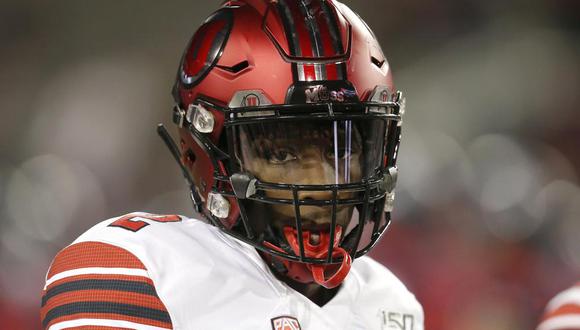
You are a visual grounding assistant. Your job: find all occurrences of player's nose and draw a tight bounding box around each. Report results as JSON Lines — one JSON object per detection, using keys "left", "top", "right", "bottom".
{"left": 297, "top": 161, "right": 337, "bottom": 184}
{"left": 294, "top": 162, "right": 345, "bottom": 201}
{"left": 297, "top": 190, "right": 334, "bottom": 202}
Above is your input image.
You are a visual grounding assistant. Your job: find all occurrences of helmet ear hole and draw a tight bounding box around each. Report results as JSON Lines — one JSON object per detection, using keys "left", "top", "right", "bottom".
{"left": 185, "top": 149, "right": 196, "bottom": 165}
{"left": 178, "top": 139, "right": 196, "bottom": 167}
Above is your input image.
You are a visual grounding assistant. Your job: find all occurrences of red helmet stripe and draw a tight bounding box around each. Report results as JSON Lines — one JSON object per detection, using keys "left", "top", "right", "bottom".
{"left": 297, "top": 0, "right": 327, "bottom": 80}
{"left": 285, "top": 0, "right": 317, "bottom": 81}
{"left": 274, "top": 1, "right": 299, "bottom": 81}
{"left": 274, "top": 0, "right": 348, "bottom": 82}
{"left": 318, "top": 1, "right": 346, "bottom": 80}
{"left": 313, "top": 0, "right": 340, "bottom": 80}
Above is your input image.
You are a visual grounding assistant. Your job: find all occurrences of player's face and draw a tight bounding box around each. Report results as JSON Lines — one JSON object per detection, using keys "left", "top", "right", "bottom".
{"left": 237, "top": 120, "right": 363, "bottom": 233}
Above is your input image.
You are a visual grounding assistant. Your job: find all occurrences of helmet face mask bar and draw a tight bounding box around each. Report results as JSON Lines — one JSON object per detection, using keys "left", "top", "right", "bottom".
{"left": 161, "top": 90, "right": 404, "bottom": 266}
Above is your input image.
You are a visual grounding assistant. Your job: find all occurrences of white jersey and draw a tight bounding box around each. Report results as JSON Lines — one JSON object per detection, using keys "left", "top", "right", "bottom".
{"left": 537, "top": 283, "right": 580, "bottom": 330}
{"left": 41, "top": 212, "right": 424, "bottom": 330}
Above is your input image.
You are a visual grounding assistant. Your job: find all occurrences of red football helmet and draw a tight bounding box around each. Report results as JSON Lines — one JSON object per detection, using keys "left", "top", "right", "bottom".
{"left": 158, "top": 0, "right": 404, "bottom": 289}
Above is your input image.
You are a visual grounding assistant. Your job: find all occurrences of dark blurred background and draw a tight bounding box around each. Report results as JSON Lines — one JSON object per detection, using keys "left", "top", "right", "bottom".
{"left": 1, "top": 0, "right": 579, "bottom": 329}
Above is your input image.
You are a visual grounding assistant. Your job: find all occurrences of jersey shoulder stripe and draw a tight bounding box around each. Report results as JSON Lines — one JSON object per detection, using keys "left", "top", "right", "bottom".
{"left": 537, "top": 283, "right": 580, "bottom": 330}
{"left": 41, "top": 241, "right": 172, "bottom": 330}
{"left": 46, "top": 318, "right": 169, "bottom": 330}
{"left": 47, "top": 241, "right": 146, "bottom": 278}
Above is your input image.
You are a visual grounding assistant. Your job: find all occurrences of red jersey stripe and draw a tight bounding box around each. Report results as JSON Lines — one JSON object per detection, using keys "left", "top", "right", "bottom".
{"left": 44, "top": 312, "right": 172, "bottom": 330}
{"left": 48, "top": 242, "right": 146, "bottom": 278}
{"left": 542, "top": 303, "right": 580, "bottom": 322}
{"left": 41, "top": 289, "right": 169, "bottom": 321}
{"left": 60, "top": 326, "right": 134, "bottom": 330}
{"left": 45, "top": 273, "right": 154, "bottom": 291}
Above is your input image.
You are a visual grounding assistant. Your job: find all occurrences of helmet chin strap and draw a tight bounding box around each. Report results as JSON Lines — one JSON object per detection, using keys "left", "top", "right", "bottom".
{"left": 282, "top": 226, "right": 352, "bottom": 289}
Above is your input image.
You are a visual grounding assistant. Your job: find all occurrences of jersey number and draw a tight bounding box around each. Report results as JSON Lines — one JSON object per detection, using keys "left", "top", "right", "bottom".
{"left": 108, "top": 213, "right": 182, "bottom": 232}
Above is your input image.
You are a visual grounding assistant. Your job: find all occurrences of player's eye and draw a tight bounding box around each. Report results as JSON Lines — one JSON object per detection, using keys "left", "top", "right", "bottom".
{"left": 326, "top": 148, "right": 349, "bottom": 160}
{"left": 267, "top": 149, "right": 297, "bottom": 164}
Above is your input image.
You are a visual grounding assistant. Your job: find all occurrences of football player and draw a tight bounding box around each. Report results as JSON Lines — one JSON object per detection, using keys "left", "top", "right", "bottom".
{"left": 537, "top": 282, "right": 580, "bottom": 330}
{"left": 41, "top": 1, "right": 424, "bottom": 329}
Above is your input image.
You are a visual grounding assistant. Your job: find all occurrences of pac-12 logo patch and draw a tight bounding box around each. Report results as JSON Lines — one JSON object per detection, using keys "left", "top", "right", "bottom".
{"left": 271, "top": 316, "right": 301, "bottom": 330}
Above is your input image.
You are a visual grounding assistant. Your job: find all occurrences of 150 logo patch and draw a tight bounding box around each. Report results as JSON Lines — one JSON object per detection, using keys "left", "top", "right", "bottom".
{"left": 379, "top": 310, "right": 415, "bottom": 330}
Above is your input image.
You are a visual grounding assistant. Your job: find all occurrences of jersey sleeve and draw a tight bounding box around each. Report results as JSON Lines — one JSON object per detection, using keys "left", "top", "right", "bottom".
{"left": 40, "top": 241, "right": 173, "bottom": 330}
{"left": 537, "top": 282, "right": 580, "bottom": 330}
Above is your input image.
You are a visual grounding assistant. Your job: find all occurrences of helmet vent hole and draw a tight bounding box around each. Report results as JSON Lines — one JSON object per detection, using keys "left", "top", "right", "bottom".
{"left": 371, "top": 56, "right": 384, "bottom": 68}
{"left": 216, "top": 60, "right": 250, "bottom": 74}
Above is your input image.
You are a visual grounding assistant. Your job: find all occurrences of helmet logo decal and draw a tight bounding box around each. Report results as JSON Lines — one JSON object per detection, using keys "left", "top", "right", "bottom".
{"left": 368, "top": 86, "right": 393, "bottom": 113}
{"left": 179, "top": 9, "right": 233, "bottom": 88}
{"left": 368, "top": 86, "right": 392, "bottom": 104}
{"left": 242, "top": 93, "right": 261, "bottom": 107}
{"left": 229, "top": 90, "right": 272, "bottom": 108}
{"left": 271, "top": 316, "right": 302, "bottom": 330}
{"left": 381, "top": 90, "right": 390, "bottom": 103}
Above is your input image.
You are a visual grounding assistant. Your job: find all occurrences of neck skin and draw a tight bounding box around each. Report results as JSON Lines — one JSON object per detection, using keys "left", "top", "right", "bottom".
{"left": 263, "top": 256, "right": 340, "bottom": 307}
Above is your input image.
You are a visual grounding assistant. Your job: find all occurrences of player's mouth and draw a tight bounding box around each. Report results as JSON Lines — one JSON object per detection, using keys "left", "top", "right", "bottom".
{"left": 299, "top": 223, "right": 338, "bottom": 245}
{"left": 282, "top": 224, "right": 352, "bottom": 288}
{"left": 309, "top": 232, "right": 321, "bottom": 245}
